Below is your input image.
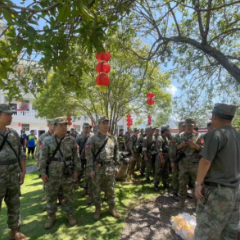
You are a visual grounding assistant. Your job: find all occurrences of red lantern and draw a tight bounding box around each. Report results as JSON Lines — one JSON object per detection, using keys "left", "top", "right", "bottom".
{"left": 96, "top": 74, "right": 110, "bottom": 86}
{"left": 126, "top": 114, "right": 131, "bottom": 118}
{"left": 147, "top": 98, "right": 155, "bottom": 105}
{"left": 147, "top": 92, "right": 155, "bottom": 98}
{"left": 18, "top": 123, "right": 21, "bottom": 127}
{"left": 18, "top": 100, "right": 21, "bottom": 102}
{"left": 127, "top": 122, "right": 131, "bottom": 127}
{"left": 148, "top": 115, "right": 152, "bottom": 119}
{"left": 96, "top": 51, "right": 111, "bottom": 62}
{"left": 96, "top": 62, "right": 111, "bottom": 74}
{"left": 18, "top": 69, "right": 21, "bottom": 73}
{"left": 73, "top": 124, "right": 76, "bottom": 128}
{"left": 67, "top": 117, "right": 72, "bottom": 121}
{"left": 68, "top": 122, "right": 72, "bottom": 126}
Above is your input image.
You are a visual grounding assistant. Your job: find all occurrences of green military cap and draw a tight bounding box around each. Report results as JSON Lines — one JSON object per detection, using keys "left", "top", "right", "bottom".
{"left": 98, "top": 116, "right": 109, "bottom": 124}
{"left": 0, "top": 104, "right": 16, "bottom": 114}
{"left": 161, "top": 125, "right": 169, "bottom": 131}
{"left": 83, "top": 122, "right": 92, "bottom": 128}
{"left": 53, "top": 117, "right": 68, "bottom": 125}
{"left": 212, "top": 103, "right": 237, "bottom": 116}
{"left": 134, "top": 128, "right": 139, "bottom": 132}
{"left": 185, "top": 118, "right": 195, "bottom": 126}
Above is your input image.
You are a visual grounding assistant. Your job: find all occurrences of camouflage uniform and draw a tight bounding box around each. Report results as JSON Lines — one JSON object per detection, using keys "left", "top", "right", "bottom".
{"left": 153, "top": 135, "right": 163, "bottom": 187}
{"left": 142, "top": 129, "right": 159, "bottom": 181}
{"left": 139, "top": 132, "right": 146, "bottom": 175}
{"left": 161, "top": 134, "right": 170, "bottom": 186}
{"left": 171, "top": 119, "right": 204, "bottom": 207}
{"left": 0, "top": 104, "right": 27, "bottom": 240}
{"left": 87, "top": 131, "right": 119, "bottom": 205}
{"left": 195, "top": 103, "right": 240, "bottom": 240}
{"left": 39, "top": 118, "right": 80, "bottom": 216}
{"left": 117, "top": 131, "right": 125, "bottom": 152}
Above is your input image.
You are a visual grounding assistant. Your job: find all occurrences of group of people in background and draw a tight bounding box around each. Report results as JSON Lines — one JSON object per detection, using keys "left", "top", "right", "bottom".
{"left": 0, "top": 103, "right": 239, "bottom": 240}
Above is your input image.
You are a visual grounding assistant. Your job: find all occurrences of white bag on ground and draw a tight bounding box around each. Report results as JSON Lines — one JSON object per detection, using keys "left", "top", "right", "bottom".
{"left": 171, "top": 213, "right": 196, "bottom": 240}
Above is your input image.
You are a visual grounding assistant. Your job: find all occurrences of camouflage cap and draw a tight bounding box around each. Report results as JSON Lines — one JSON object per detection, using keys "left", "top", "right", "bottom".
{"left": 53, "top": 117, "right": 68, "bottom": 125}
{"left": 185, "top": 118, "right": 195, "bottom": 126}
{"left": 161, "top": 125, "right": 169, "bottom": 131}
{"left": 212, "top": 103, "right": 237, "bottom": 116}
{"left": 178, "top": 120, "right": 185, "bottom": 128}
{"left": 134, "top": 128, "right": 139, "bottom": 132}
{"left": 98, "top": 116, "right": 109, "bottom": 124}
{"left": 83, "top": 122, "right": 92, "bottom": 128}
{"left": 0, "top": 104, "right": 16, "bottom": 114}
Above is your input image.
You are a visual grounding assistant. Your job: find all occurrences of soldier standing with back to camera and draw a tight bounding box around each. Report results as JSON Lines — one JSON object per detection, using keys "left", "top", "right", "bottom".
{"left": 0, "top": 104, "right": 27, "bottom": 240}
{"left": 169, "top": 121, "right": 186, "bottom": 201}
{"left": 87, "top": 116, "right": 120, "bottom": 221}
{"left": 40, "top": 117, "right": 80, "bottom": 229}
{"left": 171, "top": 118, "right": 204, "bottom": 208}
{"left": 194, "top": 103, "right": 240, "bottom": 240}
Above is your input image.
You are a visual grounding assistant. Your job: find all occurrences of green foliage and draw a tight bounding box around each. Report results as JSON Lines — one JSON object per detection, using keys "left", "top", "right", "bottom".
{"left": 33, "top": 32, "right": 172, "bottom": 132}
{"left": 0, "top": 0, "right": 135, "bottom": 100}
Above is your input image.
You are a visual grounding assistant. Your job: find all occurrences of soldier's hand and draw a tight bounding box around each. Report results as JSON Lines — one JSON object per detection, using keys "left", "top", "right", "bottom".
{"left": 195, "top": 185, "right": 204, "bottom": 199}
{"left": 115, "top": 168, "right": 119, "bottom": 177}
{"left": 72, "top": 173, "right": 77, "bottom": 179}
{"left": 19, "top": 173, "right": 25, "bottom": 185}
{"left": 181, "top": 142, "right": 188, "bottom": 147}
{"left": 171, "top": 163, "right": 177, "bottom": 169}
{"left": 41, "top": 175, "right": 48, "bottom": 183}
{"left": 89, "top": 171, "right": 95, "bottom": 180}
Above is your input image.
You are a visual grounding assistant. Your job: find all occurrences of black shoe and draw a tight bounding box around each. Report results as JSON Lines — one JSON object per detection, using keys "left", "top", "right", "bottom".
{"left": 163, "top": 183, "right": 170, "bottom": 189}
{"left": 173, "top": 192, "right": 179, "bottom": 201}
{"left": 154, "top": 185, "right": 159, "bottom": 191}
{"left": 146, "top": 177, "right": 152, "bottom": 184}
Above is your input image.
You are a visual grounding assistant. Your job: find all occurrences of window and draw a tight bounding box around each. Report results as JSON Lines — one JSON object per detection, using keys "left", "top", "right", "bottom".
{"left": 23, "top": 100, "right": 29, "bottom": 111}
{"left": 9, "top": 103, "right": 17, "bottom": 115}
{"left": 75, "top": 125, "right": 81, "bottom": 133}
{"left": 22, "top": 124, "right": 30, "bottom": 132}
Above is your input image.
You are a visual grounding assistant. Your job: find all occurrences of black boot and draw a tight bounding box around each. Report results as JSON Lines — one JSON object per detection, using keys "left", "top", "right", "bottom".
{"left": 146, "top": 177, "right": 152, "bottom": 183}
{"left": 154, "top": 185, "right": 159, "bottom": 191}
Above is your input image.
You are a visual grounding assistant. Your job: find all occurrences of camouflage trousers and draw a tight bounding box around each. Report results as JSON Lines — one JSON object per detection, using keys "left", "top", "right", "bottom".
{"left": 92, "top": 168, "right": 115, "bottom": 205}
{"left": 195, "top": 185, "right": 240, "bottom": 240}
{"left": 154, "top": 155, "right": 170, "bottom": 185}
{"left": 162, "top": 155, "right": 170, "bottom": 185}
{"left": 84, "top": 168, "right": 93, "bottom": 194}
{"left": 171, "top": 165, "right": 179, "bottom": 193}
{"left": 128, "top": 152, "right": 141, "bottom": 177}
{"left": 45, "top": 175, "right": 75, "bottom": 214}
{"left": 145, "top": 154, "right": 157, "bottom": 178}
{"left": 178, "top": 162, "right": 198, "bottom": 197}
{"left": 140, "top": 155, "right": 146, "bottom": 174}
{"left": 0, "top": 167, "right": 21, "bottom": 229}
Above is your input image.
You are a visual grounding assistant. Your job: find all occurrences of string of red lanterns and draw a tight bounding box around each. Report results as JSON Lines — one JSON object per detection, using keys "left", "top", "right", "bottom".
{"left": 126, "top": 114, "right": 133, "bottom": 127}
{"left": 67, "top": 113, "right": 72, "bottom": 126}
{"left": 95, "top": 51, "right": 111, "bottom": 89}
{"left": 146, "top": 92, "right": 155, "bottom": 105}
{"left": 148, "top": 115, "right": 152, "bottom": 126}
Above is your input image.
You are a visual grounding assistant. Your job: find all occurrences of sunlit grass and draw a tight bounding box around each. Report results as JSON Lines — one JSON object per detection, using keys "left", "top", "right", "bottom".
{"left": 0, "top": 172, "right": 167, "bottom": 240}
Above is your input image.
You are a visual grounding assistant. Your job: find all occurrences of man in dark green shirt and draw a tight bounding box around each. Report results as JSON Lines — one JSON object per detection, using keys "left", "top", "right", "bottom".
{"left": 195, "top": 103, "right": 240, "bottom": 240}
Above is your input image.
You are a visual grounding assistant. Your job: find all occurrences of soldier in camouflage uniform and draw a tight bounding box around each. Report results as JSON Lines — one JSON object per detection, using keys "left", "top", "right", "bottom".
{"left": 139, "top": 128, "right": 147, "bottom": 177}
{"left": 142, "top": 127, "right": 159, "bottom": 183}
{"left": 194, "top": 103, "right": 240, "bottom": 240}
{"left": 0, "top": 104, "right": 27, "bottom": 240}
{"left": 160, "top": 125, "right": 171, "bottom": 189}
{"left": 87, "top": 116, "right": 120, "bottom": 221}
{"left": 170, "top": 118, "right": 204, "bottom": 208}
{"left": 40, "top": 117, "right": 80, "bottom": 229}
{"left": 117, "top": 129, "right": 126, "bottom": 152}
{"left": 128, "top": 128, "right": 140, "bottom": 183}
{"left": 124, "top": 127, "right": 132, "bottom": 150}
{"left": 169, "top": 121, "right": 186, "bottom": 201}
{"left": 76, "top": 123, "right": 92, "bottom": 202}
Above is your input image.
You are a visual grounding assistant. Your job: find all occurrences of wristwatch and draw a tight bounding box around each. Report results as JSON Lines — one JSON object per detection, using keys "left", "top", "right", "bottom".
{"left": 195, "top": 182, "right": 202, "bottom": 187}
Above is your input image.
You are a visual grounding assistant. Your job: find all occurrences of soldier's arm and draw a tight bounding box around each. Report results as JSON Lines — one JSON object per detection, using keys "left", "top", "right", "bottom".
{"left": 142, "top": 138, "right": 148, "bottom": 160}
{"left": 72, "top": 139, "right": 80, "bottom": 174}
{"left": 169, "top": 136, "right": 178, "bottom": 163}
{"left": 113, "top": 136, "right": 120, "bottom": 166}
{"left": 16, "top": 131, "right": 26, "bottom": 173}
{"left": 39, "top": 139, "right": 49, "bottom": 176}
{"left": 129, "top": 136, "right": 133, "bottom": 153}
{"left": 156, "top": 137, "right": 164, "bottom": 161}
{"left": 86, "top": 137, "right": 94, "bottom": 173}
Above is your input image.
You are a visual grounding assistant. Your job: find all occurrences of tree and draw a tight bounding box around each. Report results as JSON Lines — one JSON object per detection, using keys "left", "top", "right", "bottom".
{"left": 122, "top": 0, "right": 240, "bottom": 114}
{"left": 0, "top": 0, "right": 136, "bottom": 99}
{"left": 33, "top": 34, "right": 171, "bottom": 132}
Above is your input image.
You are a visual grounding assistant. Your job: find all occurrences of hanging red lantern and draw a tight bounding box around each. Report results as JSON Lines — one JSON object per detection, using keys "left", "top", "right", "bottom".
{"left": 96, "top": 74, "right": 110, "bottom": 86}
{"left": 73, "top": 124, "right": 76, "bottom": 128}
{"left": 147, "top": 98, "right": 155, "bottom": 105}
{"left": 96, "top": 62, "right": 111, "bottom": 74}
{"left": 126, "top": 114, "right": 131, "bottom": 118}
{"left": 127, "top": 123, "right": 131, "bottom": 127}
{"left": 147, "top": 92, "right": 155, "bottom": 98}
{"left": 18, "top": 69, "right": 21, "bottom": 73}
{"left": 18, "top": 123, "right": 21, "bottom": 127}
{"left": 68, "top": 122, "right": 72, "bottom": 126}
{"left": 96, "top": 51, "right": 111, "bottom": 62}
{"left": 148, "top": 115, "right": 152, "bottom": 119}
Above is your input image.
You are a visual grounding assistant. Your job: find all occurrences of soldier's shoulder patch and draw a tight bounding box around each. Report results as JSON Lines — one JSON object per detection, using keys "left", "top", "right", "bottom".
{"left": 40, "top": 143, "right": 43, "bottom": 149}
{"left": 77, "top": 144, "right": 79, "bottom": 148}
{"left": 158, "top": 141, "right": 161, "bottom": 145}
{"left": 86, "top": 142, "right": 90, "bottom": 148}
{"left": 200, "top": 139, "right": 204, "bottom": 144}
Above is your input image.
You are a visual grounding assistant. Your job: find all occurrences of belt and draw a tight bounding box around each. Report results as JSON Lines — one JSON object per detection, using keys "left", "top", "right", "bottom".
{"left": 49, "top": 157, "right": 72, "bottom": 162}
{"left": 204, "top": 181, "right": 237, "bottom": 189}
{"left": 0, "top": 159, "right": 18, "bottom": 165}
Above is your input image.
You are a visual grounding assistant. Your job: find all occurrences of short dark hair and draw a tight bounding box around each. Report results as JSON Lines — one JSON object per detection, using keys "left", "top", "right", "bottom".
{"left": 30, "top": 130, "right": 34, "bottom": 132}
{"left": 207, "top": 122, "right": 212, "bottom": 127}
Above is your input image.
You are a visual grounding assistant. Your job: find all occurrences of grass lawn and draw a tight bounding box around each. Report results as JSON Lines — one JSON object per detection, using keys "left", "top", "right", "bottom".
{"left": 26, "top": 158, "right": 37, "bottom": 167}
{"left": 0, "top": 172, "right": 168, "bottom": 240}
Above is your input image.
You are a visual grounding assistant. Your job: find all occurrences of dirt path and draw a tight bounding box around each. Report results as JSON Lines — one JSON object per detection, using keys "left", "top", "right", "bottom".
{"left": 120, "top": 192, "right": 195, "bottom": 240}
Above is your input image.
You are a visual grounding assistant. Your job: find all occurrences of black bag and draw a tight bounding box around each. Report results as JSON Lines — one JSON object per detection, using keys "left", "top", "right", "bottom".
{"left": 94, "top": 137, "right": 109, "bottom": 166}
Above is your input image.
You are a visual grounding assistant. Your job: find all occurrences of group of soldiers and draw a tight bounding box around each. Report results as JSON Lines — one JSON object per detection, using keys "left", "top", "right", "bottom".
{"left": 1, "top": 101, "right": 239, "bottom": 240}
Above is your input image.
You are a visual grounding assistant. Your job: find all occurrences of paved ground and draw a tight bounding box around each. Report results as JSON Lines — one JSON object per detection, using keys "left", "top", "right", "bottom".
{"left": 26, "top": 165, "right": 38, "bottom": 174}
{"left": 120, "top": 192, "right": 195, "bottom": 240}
